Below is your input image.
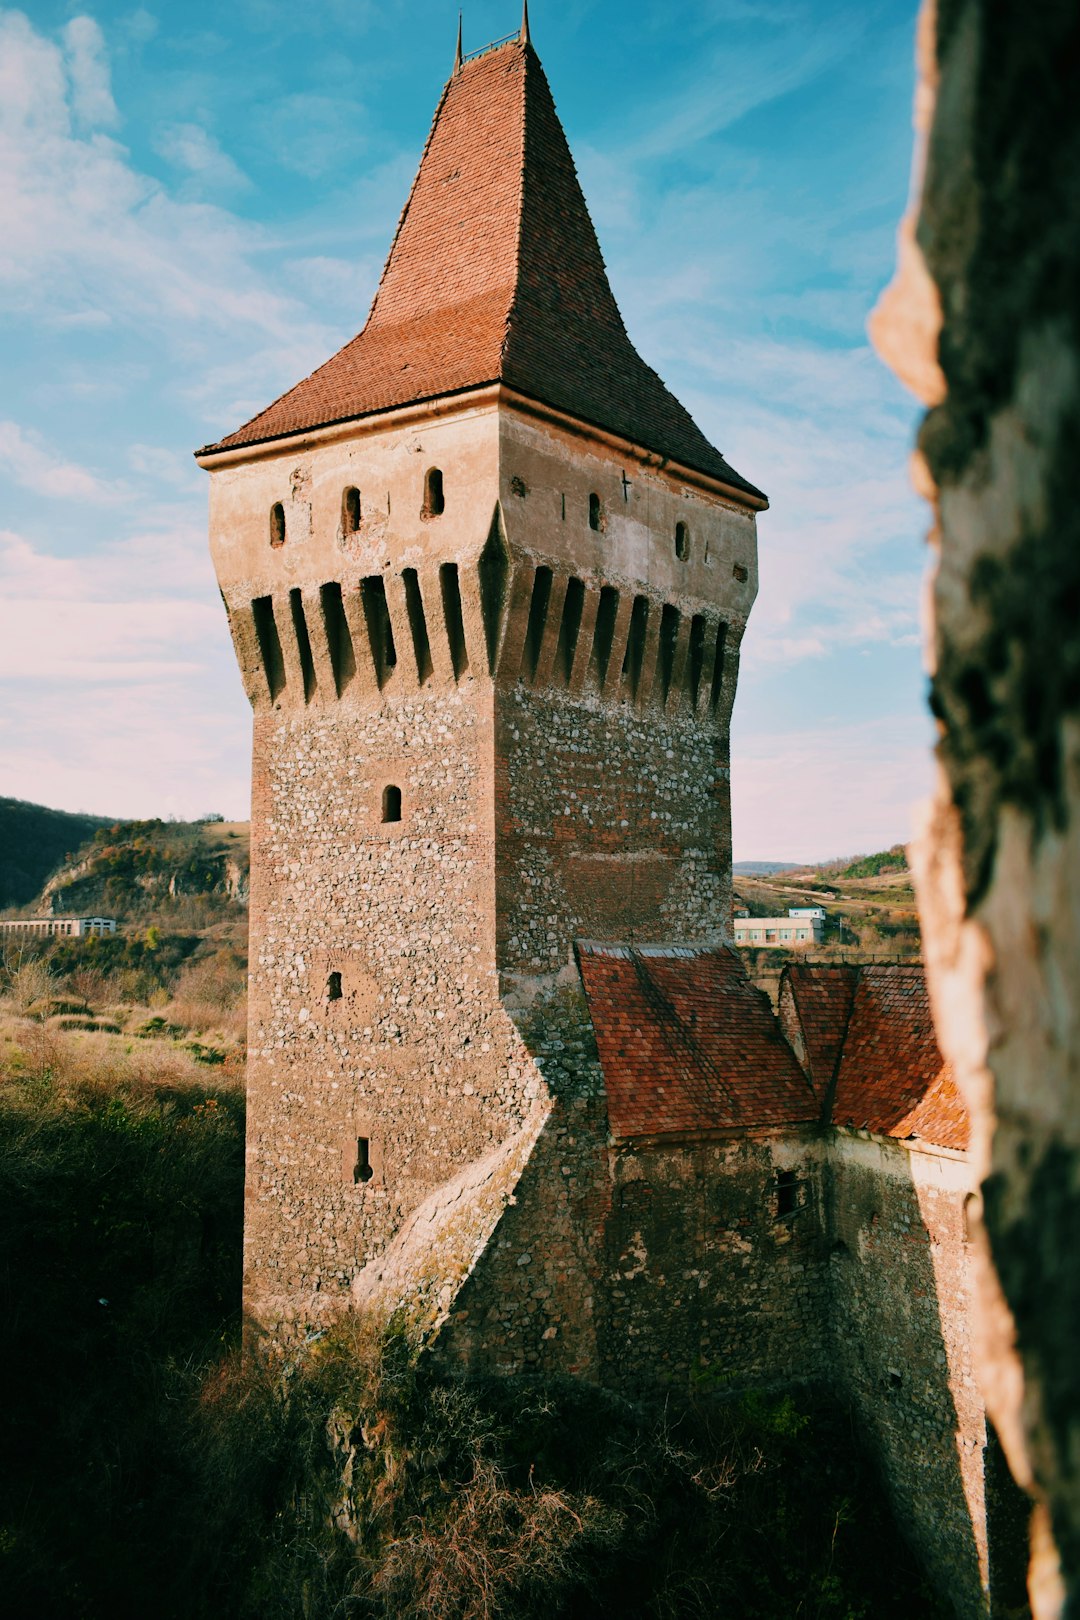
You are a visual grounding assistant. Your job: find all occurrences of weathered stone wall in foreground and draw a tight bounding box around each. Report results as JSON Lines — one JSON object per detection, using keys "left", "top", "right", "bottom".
{"left": 871, "top": 1, "right": 1080, "bottom": 1609}
{"left": 827, "top": 1134, "right": 988, "bottom": 1618}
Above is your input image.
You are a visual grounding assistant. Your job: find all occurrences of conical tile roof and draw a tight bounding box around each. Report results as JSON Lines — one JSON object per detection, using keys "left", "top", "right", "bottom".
{"left": 200, "top": 39, "right": 763, "bottom": 500}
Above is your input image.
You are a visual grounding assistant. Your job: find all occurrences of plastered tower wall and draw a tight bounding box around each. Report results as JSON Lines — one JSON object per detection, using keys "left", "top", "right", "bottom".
{"left": 204, "top": 393, "right": 758, "bottom": 1333}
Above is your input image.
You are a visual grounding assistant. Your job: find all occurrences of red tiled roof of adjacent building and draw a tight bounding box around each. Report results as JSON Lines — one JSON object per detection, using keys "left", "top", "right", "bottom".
{"left": 198, "top": 40, "right": 764, "bottom": 500}
{"left": 827, "top": 965, "right": 968, "bottom": 1150}
{"left": 577, "top": 943, "right": 816, "bottom": 1138}
{"left": 777, "top": 962, "right": 858, "bottom": 1101}
{"left": 781, "top": 962, "right": 969, "bottom": 1152}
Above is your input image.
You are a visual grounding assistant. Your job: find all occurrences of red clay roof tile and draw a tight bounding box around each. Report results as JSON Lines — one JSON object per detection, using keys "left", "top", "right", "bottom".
{"left": 578, "top": 943, "right": 816, "bottom": 1138}
{"left": 782, "top": 962, "right": 969, "bottom": 1152}
{"left": 199, "top": 41, "right": 763, "bottom": 499}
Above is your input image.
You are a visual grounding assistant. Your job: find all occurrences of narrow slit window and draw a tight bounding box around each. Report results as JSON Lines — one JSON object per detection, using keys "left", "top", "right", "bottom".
{"left": 342, "top": 486, "right": 362, "bottom": 533}
{"left": 523, "top": 565, "right": 553, "bottom": 681}
{"left": 401, "top": 568, "right": 433, "bottom": 684}
{"left": 382, "top": 784, "right": 402, "bottom": 823}
{"left": 327, "top": 971, "right": 342, "bottom": 1001}
{"left": 320, "top": 581, "right": 356, "bottom": 696}
{"left": 423, "top": 467, "right": 445, "bottom": 518}
{"left": 588, "top": 492, "right": 602, "bottom": 532}
{"left": 622, "top": 594, "right": 649, "bottom": 698}
{"left": 360, "top": 574, "right": 397, "bottom": 688}
{"left": 687, "top": 614, "right": 707, "bottom": 707}
{"left": 657, "top": 603, "right": 680, "bottom": 703}
{"left": 353, "top": 1137, "right": 374, "bottom": 1184}
{"left": 289, "top": 588, "right": 317, "bottom": 702}
{"left": 589, "top": 585, "right": 619, "bottom": 689}
{"left": 251, "top": 595, "right": 286, "bottom": 700}
{"left": 555, "top": 576, "right": 586, "bottom": 684}
{"left": 440, "top": 562, "right": 468, "bottom": 680}
{"left": 675, "top": 520, "right": 689, "bottom": 561}
{"left": 709, "top": 622, "right": 728, "bottom": 712}
{"left": 775, "top": 1168, "right": 798, "bottom": 1218}
{"left": 269, "top": 502, "right": 286, "bottom": 548}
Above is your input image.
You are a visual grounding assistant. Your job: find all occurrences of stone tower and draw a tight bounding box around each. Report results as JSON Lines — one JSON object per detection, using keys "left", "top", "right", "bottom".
{"left": 197, "top": 22, "right": 766, "bottom": 1338}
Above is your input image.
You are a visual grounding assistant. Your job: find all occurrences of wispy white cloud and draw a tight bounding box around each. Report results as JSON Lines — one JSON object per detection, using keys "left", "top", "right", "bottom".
{"left": 62, "top": 16, "right": 119, "bottom": 129}
{"left": 0, "top": 421, "right": 124, "bottom": 504}
{"left": 154, "top": 121, "right": 251, "bottom": 194}
{"left": 0, "top": 10, "right": 329, "bottom": 355}
{"left": 731, "top": 715, "right": 935, "bottom": 863}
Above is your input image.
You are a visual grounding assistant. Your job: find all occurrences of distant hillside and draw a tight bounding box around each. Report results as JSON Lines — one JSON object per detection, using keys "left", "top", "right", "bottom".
{"left": 733, "top": 860, "right": 799, "bottom": 876}
{"left": 36, "top": 817, "right": 249, "bottom": 923}
{"left": 733, "top": 845, "right": 919, "bottom": 965}
{"left": 0, "top": 798, "right": 112, "bottom": 911}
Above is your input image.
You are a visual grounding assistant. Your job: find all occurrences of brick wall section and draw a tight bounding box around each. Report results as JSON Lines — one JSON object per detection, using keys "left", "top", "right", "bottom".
{"left": 826, "top": 1135, "right": 988, "bottom": 1619}
{"left": 495, "top": 687, "right": 734, "bottom": 979}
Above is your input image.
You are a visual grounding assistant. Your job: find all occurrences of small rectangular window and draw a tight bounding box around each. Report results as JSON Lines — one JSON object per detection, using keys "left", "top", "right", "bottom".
{"left": 354, "top": 1137, "right": 373, "bottom": 1184}
{"left": 776, "top": 1169, "right": 798, "bottom": 1218}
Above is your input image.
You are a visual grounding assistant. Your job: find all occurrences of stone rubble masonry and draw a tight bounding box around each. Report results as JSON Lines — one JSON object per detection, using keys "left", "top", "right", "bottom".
{"left": 203, "top": 393, "right": 758, "bottom": 1336}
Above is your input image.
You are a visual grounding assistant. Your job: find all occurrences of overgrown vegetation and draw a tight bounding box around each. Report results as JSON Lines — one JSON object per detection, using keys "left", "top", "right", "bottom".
{"left": 830, "top": 846, "right": 909, "bottom": 881}
{"left": 0, "top": 1014, "right": 943, "bottom": 1620}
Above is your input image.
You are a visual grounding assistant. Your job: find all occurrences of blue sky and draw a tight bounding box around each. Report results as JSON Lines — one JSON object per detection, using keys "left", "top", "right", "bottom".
{"left": 0, "top": 0, "right": 931, "bottom": 861}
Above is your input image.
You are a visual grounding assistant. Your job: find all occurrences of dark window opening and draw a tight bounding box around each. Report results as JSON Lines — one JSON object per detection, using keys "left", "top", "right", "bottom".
{"left": 382, "top": 784, "right": 402, "bottom": 823}
{"left": 353, "top": 1137, "right": 374, "bottom": 1184}
{"left": 478, "top": 517, "right": 509, "bottom": 675}
{"left": 423, "top": 467, "right": 445, "bottom": 518}
{"left": 733, "top": 562, "right": 749, "bottom": 582}
{"left": 320, "top": 581, "right": 356, "bottom": 696}
{"left": 402, "top": 568, "right": 433, "bottom": 684}
{"left": 589, "top": 585, "right": 619, "bottom": 690}
{"left": 675, "top": 520, "right": 689, "bottom": 560}
{"left": 440, "top": 562, "right": 468, "bottom": 680}
{"left": 269, "top": 502, "right": 286, "bottom": 548}
{"left": 510, "top": 474, "right": 527, "bottom": 498}
{"left": 622, "top": 594, "right": 649, "bottom": 698}
{"left": 361, "top": 574, "right": 397, "bottom": 688}
{"left": 710, "top": 621, "right": 728, "bottom": 712}
{"left": 342, "top": 486, "right": 362, "bottom": 533}
{"left": 523, "top": 565, "right": 553, "bottom": 681}
{"left": 289, "top": 588, "right": 317, "bottom": 703}
{"left": 252, "top": 594, "right": 285, "bottom": 701}
{"left": 327, "top": 971, "right": 342, "bottom": 1001}
{"left": 588, "top": 491, "right": 602, "bottom": 532}
{"left": 888, "top": 1370, "right": 903, "bottom": 1390}
{"left": 775, "top": 1168, "right": 798, "bottom": 1218}
{"left": 556, "top": 576, "right": 586, "bottom": 684}
{"left": 657, "top": 602, "right": 680, "bottom": 704}
{"left": 688, "top": 614, "right": 707, "bottom": 707}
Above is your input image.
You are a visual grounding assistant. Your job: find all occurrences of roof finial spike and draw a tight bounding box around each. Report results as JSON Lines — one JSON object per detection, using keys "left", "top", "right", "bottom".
{"left": 453, "top": 11, "right": 463, "bottom": 72}
{"left": 521, "top": 0, "right": 530, "bottom": 45}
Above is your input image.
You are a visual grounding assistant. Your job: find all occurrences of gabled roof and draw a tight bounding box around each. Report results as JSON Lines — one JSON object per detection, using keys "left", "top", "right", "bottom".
{"left": 198, "top": 39, "right": 764, "bottom": 500}
{"left": 781, "top": 962, "right": 969, "bottom": 1152}
{"left": 777, "top": 962, "right": 857, "bottom": 1102}
{"left": 828, "top": 965, "right": 968, "bottom": 1150}
{"left": 577, "top": 943, "right": 816, "bottom": 1138}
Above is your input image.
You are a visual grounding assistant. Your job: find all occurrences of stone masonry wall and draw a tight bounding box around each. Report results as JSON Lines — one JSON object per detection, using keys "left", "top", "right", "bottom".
{"left": 495, "top": 685, "right": 735, "bottom": 982}
{"left": 244, "top": 691, "right": 545, "bottom": 1336}
{"left": 826, "top": 1133, "right": 988, "bottom": 1619}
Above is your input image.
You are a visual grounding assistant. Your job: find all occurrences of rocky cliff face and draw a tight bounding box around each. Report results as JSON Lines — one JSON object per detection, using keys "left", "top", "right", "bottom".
{"left": 872, "top": 2, "right": 1080, "bottom": 1611}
